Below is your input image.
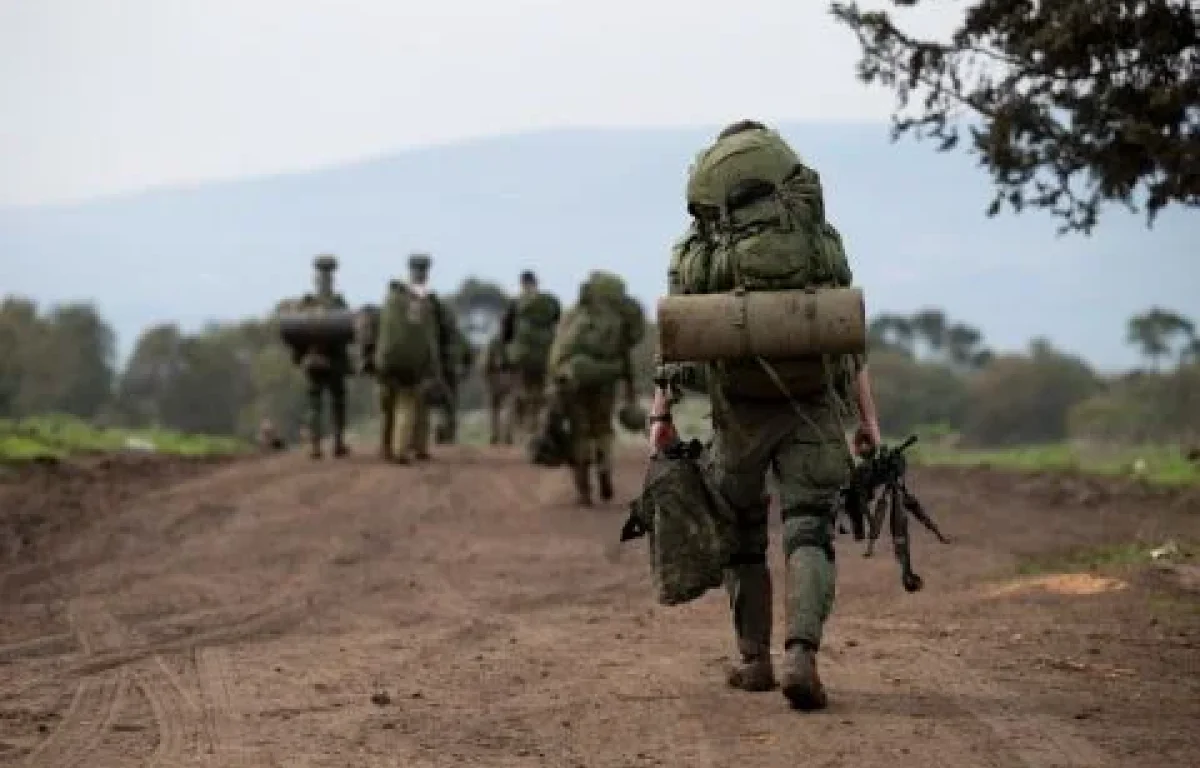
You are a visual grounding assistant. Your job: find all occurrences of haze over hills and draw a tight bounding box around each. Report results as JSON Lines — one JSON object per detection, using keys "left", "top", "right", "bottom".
{"left": 2, "top": 123, "right": 1196, "bottom": 371}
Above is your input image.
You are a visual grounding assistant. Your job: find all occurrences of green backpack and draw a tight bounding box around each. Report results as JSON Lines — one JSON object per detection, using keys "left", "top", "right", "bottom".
{"left": 681, "top": 126, "right": 854, "bottom": 399}
{"left": 548, "top": 272, "right": 644, "bottom": 388}
{"left": 508, "top": 291, "right": 561, "bottom": 374}
{"left": 374, "top": 281, "right": 440, "bottom": 385}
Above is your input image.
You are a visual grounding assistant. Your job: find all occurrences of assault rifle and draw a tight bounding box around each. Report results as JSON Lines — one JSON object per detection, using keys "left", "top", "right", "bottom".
{"left": 839, "top": 435, "right": 949, "bottom": 593}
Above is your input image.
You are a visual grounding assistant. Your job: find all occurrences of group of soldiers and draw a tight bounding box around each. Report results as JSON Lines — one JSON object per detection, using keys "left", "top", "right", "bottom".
{"left": 275, "top": 253, "right": 638, "bottom": 503}
{"left": 274, "top": 119, "right": 889, "bottom": 713}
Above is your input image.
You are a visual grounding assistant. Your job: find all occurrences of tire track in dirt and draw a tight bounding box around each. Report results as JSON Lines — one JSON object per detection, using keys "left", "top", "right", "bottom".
{"left": 22, "top": 602, "right": 131, "bottom": 768}
{"left": 195, "top": 646, "right": 241, "bottom": 767}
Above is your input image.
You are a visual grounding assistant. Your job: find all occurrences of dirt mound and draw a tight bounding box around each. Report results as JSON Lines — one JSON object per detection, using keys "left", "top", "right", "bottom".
{"left": 0, "top": 453, "right": 237, "bottom": 564}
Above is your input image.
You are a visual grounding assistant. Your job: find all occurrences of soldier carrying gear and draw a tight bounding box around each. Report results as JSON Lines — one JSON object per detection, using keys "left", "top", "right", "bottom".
{"left": 374, "top": 252, "right": 449, "bottom": 463}
{"left": 545, "top": 270, "right": 644, "bottom": 506}
{"left": 294, "top": 253, "right": 351, "bottom": 459}
{"left": 501, "top": 270, "right": 562, "bottom": 440}
{"left": 650, "top": 120, "right": 883, "bottom": 711}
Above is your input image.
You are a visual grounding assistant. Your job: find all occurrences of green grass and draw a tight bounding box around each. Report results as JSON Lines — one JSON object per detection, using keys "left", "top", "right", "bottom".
{"left": 909, "top": 441, "right": 1200, "bottom": 487}
{"left": 0, "top": 414, "right": 248, "bottom": 462}
{"left": 1017, "top": 542, "right": 1170, "bottom": 576}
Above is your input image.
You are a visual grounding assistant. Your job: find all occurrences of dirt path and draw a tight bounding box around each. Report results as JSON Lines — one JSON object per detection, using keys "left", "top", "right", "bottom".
{"left": 1, "top": 446, "right": 1197, "bottom": 767}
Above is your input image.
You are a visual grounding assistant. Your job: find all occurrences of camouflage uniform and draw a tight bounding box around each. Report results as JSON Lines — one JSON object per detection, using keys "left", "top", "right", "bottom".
{"left": 548, "top": 275, "right": 640, "bottom": 505}
{"left": 433, "top": 313, "right": 474, "bottom": 445}
{"left": 296, "top": 254, "right": 351, "bottom": 459}
{"left": 377, "top": 253, "right": 447, "bottom": 463}
{"left": 562, "top": 379, "right": 623, "bottom": 503}
{"left": 665, "top": 122, "right": 862, "bottom": 710}
{"left": 501, "top": 279, "right": 562, "bottom": 438}
{"left": 481, "top": 335, "right": 516, "bottom": 445}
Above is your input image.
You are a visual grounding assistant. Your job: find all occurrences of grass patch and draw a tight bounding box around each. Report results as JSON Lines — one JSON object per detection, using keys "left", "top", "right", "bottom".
{"left": 0, "top": 414, "right": 248, "bottom": 462}
{"left": 1016, "top": 540, "right": 1197, "bottom": 576}
{"left": 909, "top": 441, "right": 1200, "bottom": 487}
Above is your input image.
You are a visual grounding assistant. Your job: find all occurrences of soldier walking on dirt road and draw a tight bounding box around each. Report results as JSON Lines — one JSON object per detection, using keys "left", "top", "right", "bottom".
{"left": 500, "top": 271, "right": 561, "bottom": 440}
{"left": 294, "top": 254, "right": 351, "bottom": 460}
{"left": 546, "top": 271, "right": 644, "bottom": 505}
{"left": 374, "top": 253, "right": 449, "bottom": 464}
{"left": 653, "top": 121, "right": 883, "bottom": 710}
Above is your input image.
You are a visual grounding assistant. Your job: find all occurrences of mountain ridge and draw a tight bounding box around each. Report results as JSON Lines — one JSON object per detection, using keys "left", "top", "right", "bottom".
{"left": 3, "top": 123, "right": 1196, "bottom": 371}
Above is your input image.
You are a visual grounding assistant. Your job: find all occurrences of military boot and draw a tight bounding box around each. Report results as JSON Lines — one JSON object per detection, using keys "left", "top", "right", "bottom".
{"left": 780, "top": 642, "right": 828, "bottom": 711}
{"left": 725, "top": 563, "right": 776, "bottom": 692}
{"left": 379, "top": 413, "right": 395, "bottom": 462}
{"left": 309, "top": 430, "right": 323, "bottom": 460}
{"left": 572, "top": 463, "right": 593, "bottom": 506}
{"left": 595, "top": 445, "right": 614, "bottom": 502}
{"left": 331, "top": 404, "right": 349, "bottom": 457}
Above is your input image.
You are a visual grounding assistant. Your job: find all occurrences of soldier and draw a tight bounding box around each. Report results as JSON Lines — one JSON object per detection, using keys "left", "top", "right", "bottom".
{"left": 433, "top": 311, "right": 475, "bottom": 445}
{"left": 294, "top": 254, "right": 351, "bottom": 459}
{"left": 500, "top": 271, "right": 562, "bottom": 438}
{"left": 546, "top": 271, "right": 643, "bottom": 505}
{"left": 375, "top": 253, "right": 447, "bottom": 463}
{"left": 654, "top": 121, "right": 882, "bottom": 710}
{"left": 480, "top": 332, "right": 516, "bottom": 445}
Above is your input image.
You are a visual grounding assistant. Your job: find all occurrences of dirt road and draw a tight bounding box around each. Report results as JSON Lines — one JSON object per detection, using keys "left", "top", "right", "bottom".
{"left": 1, "top": 446, "right": 1198, "bottom": 767}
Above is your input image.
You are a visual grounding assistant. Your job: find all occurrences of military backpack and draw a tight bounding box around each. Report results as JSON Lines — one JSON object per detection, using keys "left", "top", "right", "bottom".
{"left": 679, "top": 126, "right": 855, "bottom": 400}
{"left": 374, "top": 281, "right": 440, "bottom": 385}
{"left": 507, "top": 291, "right": 561, "bottom": 375}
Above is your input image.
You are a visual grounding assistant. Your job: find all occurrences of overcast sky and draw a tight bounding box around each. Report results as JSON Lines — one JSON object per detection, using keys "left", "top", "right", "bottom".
{"left": 0, "top": 0, "right": 963, "bottom": 207}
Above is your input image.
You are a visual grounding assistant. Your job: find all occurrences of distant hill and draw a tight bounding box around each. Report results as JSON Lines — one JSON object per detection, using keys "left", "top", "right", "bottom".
{"left": 2, "top": 124, "right": 1196, "bottom": 370}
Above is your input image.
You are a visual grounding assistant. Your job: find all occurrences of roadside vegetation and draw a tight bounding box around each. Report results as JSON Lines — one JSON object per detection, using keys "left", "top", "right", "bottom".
{"left": 0, "top": 414, "right": 246, "bottom": 462}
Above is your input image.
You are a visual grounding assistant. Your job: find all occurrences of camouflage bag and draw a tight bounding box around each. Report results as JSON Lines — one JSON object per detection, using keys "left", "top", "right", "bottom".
{"left": 374, "top": 281, "right": 440, "bottom": 385}
{"left": 508, "top": 291, "right": 561, "bottom": 375}
{"left": 621, "top": 439, "right": 737, "bottom": 606}
{"left": 548, "top": 272, "right": 644, "bottom": 389}
{"left": 528, "top": 397, "right": 574, "bottom": 467}
{"left": 683, "top": 126, "right": 854, "bottom": 400}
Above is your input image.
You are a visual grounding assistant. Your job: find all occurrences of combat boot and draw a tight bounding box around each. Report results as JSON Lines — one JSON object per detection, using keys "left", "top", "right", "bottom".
{"left": 572, "top": 463, "right": 593, "bottom": 506}
{"left": 597, "top": 467, "right": 614, "bottom": 502}
{"left": 333, "top": 440, "right": 349, "bottom": 458}
{"left": 725, "top": 562, "right": 776, "bottom": 692}
{"left": 310, "top": 434, "right": 323, "bottom": 460}
{"left": 779, "top": 642, "right": 828, "bottom": 711}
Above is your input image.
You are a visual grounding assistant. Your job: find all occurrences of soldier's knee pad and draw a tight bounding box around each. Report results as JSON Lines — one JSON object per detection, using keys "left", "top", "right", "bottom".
{"left": 781, "top": 504, "right": 836, "bottom": 562}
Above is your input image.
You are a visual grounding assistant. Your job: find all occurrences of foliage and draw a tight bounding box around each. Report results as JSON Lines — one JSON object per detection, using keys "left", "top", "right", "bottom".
{"left": 870, "top": 348, "right": 969, "bottom": 437}
{"left": 911, "top": 441, "right": 1200, "bottom": 487}
{"left": 1070, "top": 364, "right": 1200, "bottom": 445}
{"left": 0, "top": 414, "right": 245, "bottom": 462}
{"left": 831, "top": 0, "right": 1200, "bottom": 234}
{"left": 961, "top": 338, "right": 1101, "bottom": 446}
{"left": 1126, "top": 307, "right": 1196, "bottom": 370}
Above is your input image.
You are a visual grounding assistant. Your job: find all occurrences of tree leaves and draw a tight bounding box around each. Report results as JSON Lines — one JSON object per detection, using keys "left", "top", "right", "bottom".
{"left": 830, "top": 0, "right": 1199, "bottom": 235}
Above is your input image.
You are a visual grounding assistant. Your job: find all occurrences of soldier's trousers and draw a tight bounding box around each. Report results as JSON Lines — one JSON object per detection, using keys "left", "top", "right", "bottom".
{"left": 378, "top": 378, "right": 430, "bottom": 459}
{"left": 709, "top": 396, "right": 851, "bottom": 657}
{"left": 514, "top": 369, "right": 548, "bottom": 436}
{"left": 305, "top": 369, "right": 347, "bottom": 448}
{"left": 485, "top": 371, "right": 516, "bottom": 444}
{"left": 565, "top": 384, "right": 617, "bottom": 474}
{"left": 435, "top": 376, "right": 459, "bottom": 444}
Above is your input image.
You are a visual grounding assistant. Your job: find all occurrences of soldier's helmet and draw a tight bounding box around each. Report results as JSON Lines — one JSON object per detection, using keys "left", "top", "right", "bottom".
{"left": 408, "top": 252, "right": 432, "bottom": 270}
{"left": 314, "top": 253, "right": 338, "bottom": 272}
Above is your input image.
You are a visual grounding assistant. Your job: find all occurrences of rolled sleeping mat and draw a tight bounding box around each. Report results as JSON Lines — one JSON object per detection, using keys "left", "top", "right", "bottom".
{"left": 656, "top": 286, "right": 865, "bottom": 363}
{"left": 277, "top": 309, "right": 358, "bottom": 349}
